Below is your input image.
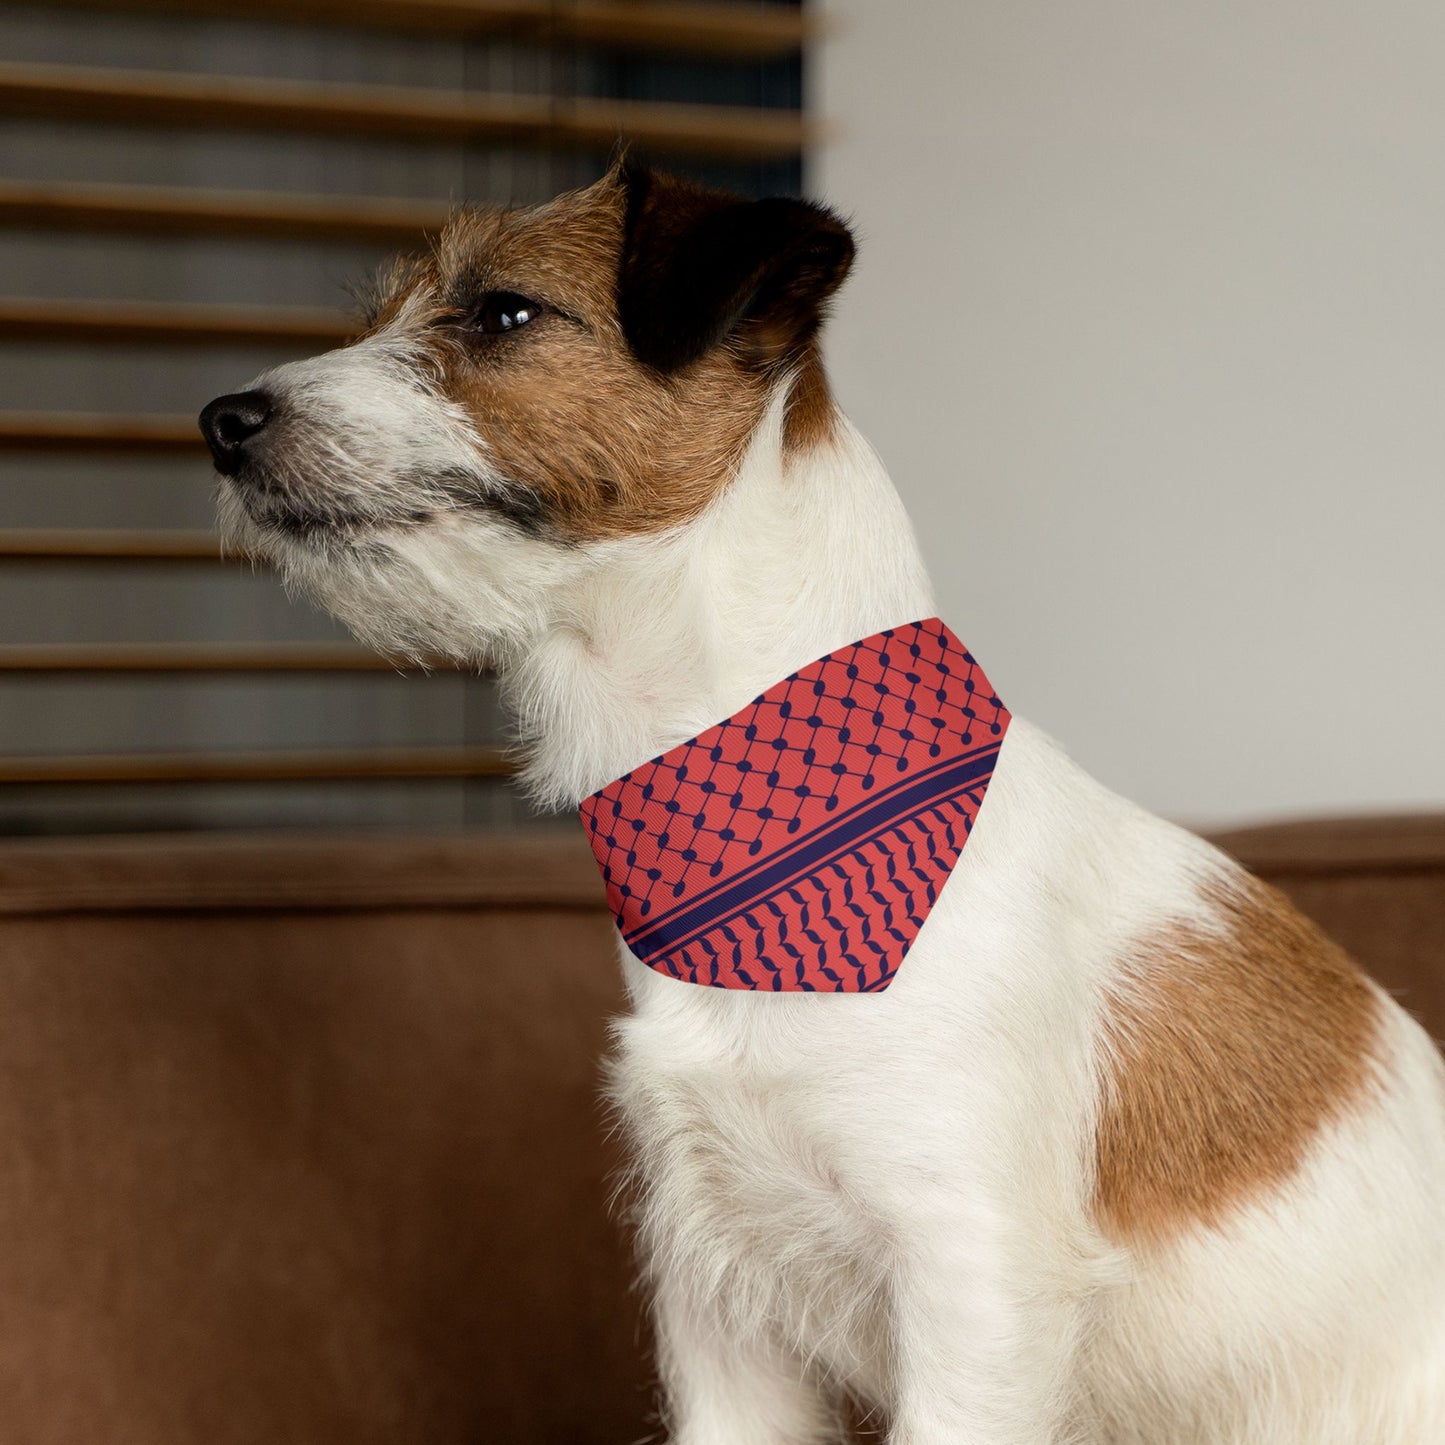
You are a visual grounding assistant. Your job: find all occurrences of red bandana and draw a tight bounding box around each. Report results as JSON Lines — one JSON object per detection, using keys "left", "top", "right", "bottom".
{"left": 580, "top": 620, "right": 1009, "bottom": 992}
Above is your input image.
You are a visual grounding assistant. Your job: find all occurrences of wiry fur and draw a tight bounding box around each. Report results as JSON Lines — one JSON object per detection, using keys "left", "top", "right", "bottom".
{"left": 208, "top": 170, "right": 1445, "bottom": 1443}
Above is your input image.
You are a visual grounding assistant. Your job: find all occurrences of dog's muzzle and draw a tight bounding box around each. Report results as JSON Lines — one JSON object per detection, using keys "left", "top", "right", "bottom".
{"left": 199, "top": 390, "right": 274, "bottom": 477}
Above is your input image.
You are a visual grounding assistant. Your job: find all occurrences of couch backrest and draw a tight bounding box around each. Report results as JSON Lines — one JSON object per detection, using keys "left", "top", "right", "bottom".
{"left": 1212, "top": 813, "right": 1445, "bottom": 1046}
{"left": 0, "top": 831, "right": 648, "bottom": 1445}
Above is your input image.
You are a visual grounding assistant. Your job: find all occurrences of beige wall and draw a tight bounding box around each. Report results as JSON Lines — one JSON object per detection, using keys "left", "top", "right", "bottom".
{"left": 813, "top": 0, "right": 1445, "bottom": 826}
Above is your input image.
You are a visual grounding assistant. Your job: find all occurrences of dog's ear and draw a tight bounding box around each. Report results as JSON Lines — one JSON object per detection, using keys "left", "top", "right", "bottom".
{"left": 616, "top": 162, "right": 855, "bottom": 374}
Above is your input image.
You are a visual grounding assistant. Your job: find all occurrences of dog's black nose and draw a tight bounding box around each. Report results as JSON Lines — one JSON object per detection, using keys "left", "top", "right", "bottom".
{"left": 199, "top": 390, "right": 273, "bottom": 475}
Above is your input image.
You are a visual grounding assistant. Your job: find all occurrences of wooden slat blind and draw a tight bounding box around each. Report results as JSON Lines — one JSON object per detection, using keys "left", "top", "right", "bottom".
{"left": 31, "top": 0, "right": 811, "bottom": 59}
{"left": 0, "top": 62, "right": 812, "bottom": 163}
{"left": 0, "top": 298, "right": 354, "bottom": 348}
{"left": 0, "top": 746, "right": 512, "bottom": 785}
{"left": 0, "top": 181, "right": 448, "bottom": 245}
{"left": 0, "top": 0, "right": 810, "bottom": 815}
{"left": 0, "top": 643, "right": 422, "bottom": 673}
{"left": 0, "top": 529, "right": 221, "bottom": 561}
{"left": 0, "top": 413, "right": 205, "bottom": 452}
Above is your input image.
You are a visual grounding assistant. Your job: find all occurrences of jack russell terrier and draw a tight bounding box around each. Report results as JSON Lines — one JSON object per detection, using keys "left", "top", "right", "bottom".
{"left": 200, "top": 163, "right": 1445, "bottom": 1444}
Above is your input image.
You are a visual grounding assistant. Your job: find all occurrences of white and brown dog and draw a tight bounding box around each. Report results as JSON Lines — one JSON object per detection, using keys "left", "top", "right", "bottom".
{"left": 201, "top": 164, "right": 1445, "bottom": 1444}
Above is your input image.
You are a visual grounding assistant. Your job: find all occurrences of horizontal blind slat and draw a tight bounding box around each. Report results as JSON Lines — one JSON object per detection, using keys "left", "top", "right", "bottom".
{"left": 0, "top": 413, "right": 204, "bottom": 451}
{"left": 30, "top": 0, "right": 811, "bottom": 59}
{"left": 0, "top": 746, "right": 515, "bottom": 784}
{"left": 0, "top": 297, "right": 353, "bottom": 348}
{"left": 0, "top": 180, "right": 447, "bottom": 244}
{"left": 0, "top": 529, "right": 222, "bottom": 560}
{"left": 0, "top": 62, "right": 813, "bottom": 161}
{"left": 0, "top": 643, "right": 433, "bottom": 673}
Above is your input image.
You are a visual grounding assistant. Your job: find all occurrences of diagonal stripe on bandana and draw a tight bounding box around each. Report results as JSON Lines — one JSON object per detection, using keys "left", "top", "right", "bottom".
{"left": 580, "top": 619, "right": 1010, "bottom": 992}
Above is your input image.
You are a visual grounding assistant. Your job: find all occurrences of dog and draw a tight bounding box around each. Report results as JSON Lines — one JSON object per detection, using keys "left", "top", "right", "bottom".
{"left": 200, "top": 162, "right": 1445, "bottom": 1443}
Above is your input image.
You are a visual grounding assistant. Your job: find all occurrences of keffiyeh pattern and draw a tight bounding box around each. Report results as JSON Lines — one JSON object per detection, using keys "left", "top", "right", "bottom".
{"left": 581, "top": 619, "right": 1009, "bottom": 992}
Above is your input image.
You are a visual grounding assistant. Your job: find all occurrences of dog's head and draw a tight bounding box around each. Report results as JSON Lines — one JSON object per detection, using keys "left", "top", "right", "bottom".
{"left": 200, "top": 163, "right": 854, "bottom": 661}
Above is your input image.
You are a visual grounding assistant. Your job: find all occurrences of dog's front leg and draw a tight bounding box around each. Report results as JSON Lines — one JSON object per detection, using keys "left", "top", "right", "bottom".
{"left": 885, "top": 1196, "right": 1091, "bottom": 1445}
{"left": 653, "top": 1274, "right": 841, "bottom": 1445}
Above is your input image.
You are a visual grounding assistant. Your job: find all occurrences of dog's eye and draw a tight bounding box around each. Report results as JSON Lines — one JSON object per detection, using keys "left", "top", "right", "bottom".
{"left": 471, "top": 291, "right": 543, "bottom": 335}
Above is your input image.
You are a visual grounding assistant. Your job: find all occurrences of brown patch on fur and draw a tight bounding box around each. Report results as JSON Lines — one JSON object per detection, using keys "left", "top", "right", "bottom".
{"left": 363, "top": 179, "right": 768, "bottom": 540}
{"left": 1094, "top": 873, "right": 1382, "bottom": 1246}
{"left": 357, "top": 253, "right": 438, "bottom": 334}
{"left": 363, "top": 170, "right": 849, "bottom": 540}
{"left": 782, "top": 344, "right": 839, "bottom": 457}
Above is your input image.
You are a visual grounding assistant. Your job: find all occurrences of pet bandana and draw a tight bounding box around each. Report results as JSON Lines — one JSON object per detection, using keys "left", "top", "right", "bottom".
{"left": 580, "top": 619, "right": 1009, "bottom": 993}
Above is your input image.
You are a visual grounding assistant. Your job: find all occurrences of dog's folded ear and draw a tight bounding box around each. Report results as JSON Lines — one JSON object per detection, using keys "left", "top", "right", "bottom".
{"left": 617, "top": 162, "right": 855, "bottom": 375}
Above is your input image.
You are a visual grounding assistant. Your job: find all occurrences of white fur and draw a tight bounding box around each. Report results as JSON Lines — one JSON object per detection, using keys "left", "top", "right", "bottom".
{"left": 222, "top": 351, "right": 1445, "bottom": 1443}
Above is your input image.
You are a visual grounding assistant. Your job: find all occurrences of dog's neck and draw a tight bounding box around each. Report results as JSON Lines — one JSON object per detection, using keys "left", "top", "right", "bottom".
{"left": 505, "top": 391, "right": 936, "bottom": 809}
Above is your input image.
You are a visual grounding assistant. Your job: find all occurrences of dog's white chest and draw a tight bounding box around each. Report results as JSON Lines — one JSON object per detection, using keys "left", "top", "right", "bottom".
{"left": 611, "top": 995, "right": 896, "bottom": 1394}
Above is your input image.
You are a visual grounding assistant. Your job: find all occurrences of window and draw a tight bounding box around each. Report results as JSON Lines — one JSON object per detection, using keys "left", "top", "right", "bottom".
{"left": 0, "top": 0, "right": 808, "bottom": 834}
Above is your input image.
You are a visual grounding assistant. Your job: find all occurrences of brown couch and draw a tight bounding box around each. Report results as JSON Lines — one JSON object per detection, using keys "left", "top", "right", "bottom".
{"left": 0, "top": 817, "right": 1441, "bottom": 1443}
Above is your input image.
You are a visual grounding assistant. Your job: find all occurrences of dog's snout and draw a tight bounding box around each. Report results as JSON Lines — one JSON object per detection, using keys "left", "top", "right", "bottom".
{"left": 199, "top": 390, "right": 274, "bottom": 476}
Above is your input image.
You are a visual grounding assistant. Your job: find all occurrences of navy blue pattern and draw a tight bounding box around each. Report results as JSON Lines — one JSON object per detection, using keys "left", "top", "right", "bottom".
{"left": 580, "top": 620, "right": 1009, "bottom": 991}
